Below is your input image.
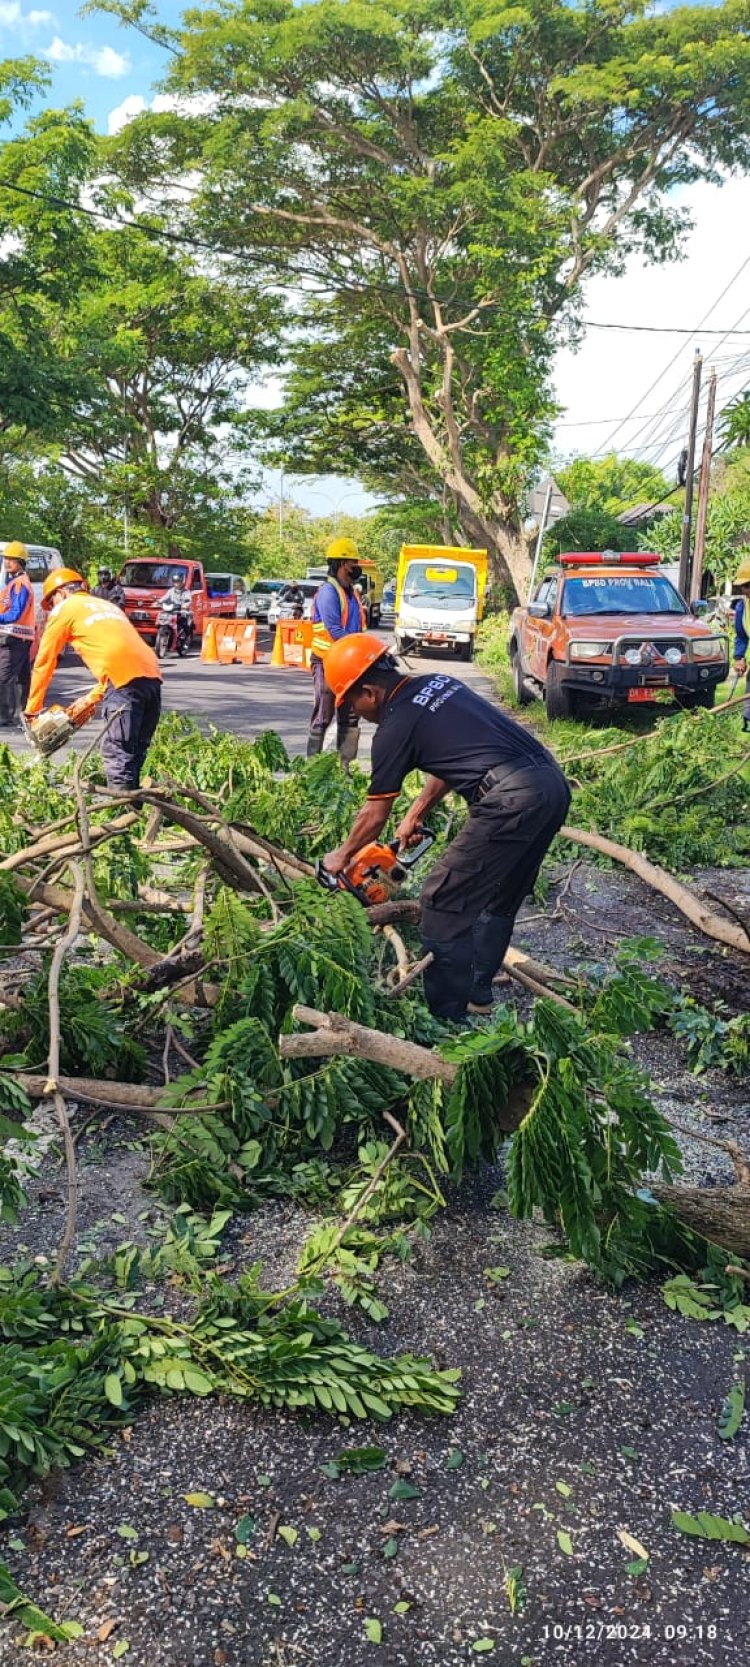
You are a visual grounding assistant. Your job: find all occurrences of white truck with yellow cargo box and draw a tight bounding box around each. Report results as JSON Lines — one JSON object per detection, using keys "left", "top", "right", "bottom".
{"left": 395, "top": 545, "right": 488, "bottom": 661}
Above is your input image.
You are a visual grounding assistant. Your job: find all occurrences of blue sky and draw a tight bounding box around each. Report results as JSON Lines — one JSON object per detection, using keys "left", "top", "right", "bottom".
{"left": 3, "top": 1, "right": 749, "bottom": 517}
{"left": 2, "top": 0, "right": 175, "bottom": 129}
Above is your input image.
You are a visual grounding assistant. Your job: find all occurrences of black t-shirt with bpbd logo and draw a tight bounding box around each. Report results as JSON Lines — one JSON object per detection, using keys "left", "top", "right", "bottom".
{"left": 368, "top": 674, "right": 556, "bottom": 803}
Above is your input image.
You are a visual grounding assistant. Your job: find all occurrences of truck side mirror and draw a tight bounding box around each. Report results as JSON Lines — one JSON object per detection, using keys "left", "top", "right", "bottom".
{"left": 690, "top": 599, "right": 708, "bottom": 615}
{"left": 527, "top": 600, "right": 551, "bottom": 619}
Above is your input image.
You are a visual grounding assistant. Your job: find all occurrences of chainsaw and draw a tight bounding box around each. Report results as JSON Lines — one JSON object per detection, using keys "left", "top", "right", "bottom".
{"left": 316, "top": 828, "right": 435, "bottom": 906}
{"left": 23, "top": 681, "right": 108, "bottom": 758}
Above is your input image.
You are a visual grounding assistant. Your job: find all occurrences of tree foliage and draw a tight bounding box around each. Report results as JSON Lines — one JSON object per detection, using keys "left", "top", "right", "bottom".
{"left": 101, "top": 0, "right": 750, "bottom": 597}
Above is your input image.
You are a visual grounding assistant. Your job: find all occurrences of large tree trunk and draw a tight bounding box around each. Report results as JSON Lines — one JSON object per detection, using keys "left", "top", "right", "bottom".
{"left": 652, "top": 1182, "right": 750, "bottom": 1260}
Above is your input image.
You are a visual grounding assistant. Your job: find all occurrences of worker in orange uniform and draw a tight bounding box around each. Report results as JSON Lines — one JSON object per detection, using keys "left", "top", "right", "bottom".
{"left": 0, "top": 541, "right": 35, "bottom": 727}
{"left": 25, "top": 569, "right": 162, "bottom": 789}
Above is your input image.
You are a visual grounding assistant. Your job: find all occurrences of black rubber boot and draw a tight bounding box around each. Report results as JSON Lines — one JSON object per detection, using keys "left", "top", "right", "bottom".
{"left": 469, "top": 911, "right": 514, "bottom": 1007}
{"left": 422, "top": 931, "right": 476, "bottom": 1021}
{"left": 306, "top": 730, "right": 325, "bottom": 757}
{"left": 337, "top": 726, "right": 360, "bottom": 770}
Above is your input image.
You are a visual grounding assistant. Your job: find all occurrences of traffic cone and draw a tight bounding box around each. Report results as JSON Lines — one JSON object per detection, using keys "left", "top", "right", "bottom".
{"left": 201, "top": 619, "right": 219, "bottom": 663}
{"left": 270, "top": 624, "right": 284, "bottom": 667}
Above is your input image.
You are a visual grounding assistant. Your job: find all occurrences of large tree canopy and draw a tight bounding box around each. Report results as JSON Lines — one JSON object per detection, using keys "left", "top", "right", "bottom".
{"left": 101, "top": 0, "right": 750, "bottom": 598}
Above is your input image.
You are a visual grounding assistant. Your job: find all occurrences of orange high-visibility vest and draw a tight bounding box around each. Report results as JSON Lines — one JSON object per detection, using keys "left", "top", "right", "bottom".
{"left": 310, "top": 578, "right": 359, "bottom": 658}
{"left": 0, "top": 574, "right": 35, "bottom": 641}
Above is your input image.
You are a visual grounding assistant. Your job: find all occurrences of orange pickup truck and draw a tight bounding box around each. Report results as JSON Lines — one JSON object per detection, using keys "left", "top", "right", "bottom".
{"left": 509, "top": 551, "right": 729, "bottom": 720}
{"left": 117, "top": 558, "right": 237, "bottom": 646}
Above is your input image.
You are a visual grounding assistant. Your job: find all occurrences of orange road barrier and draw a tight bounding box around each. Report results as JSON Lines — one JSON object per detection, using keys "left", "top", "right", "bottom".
{"left": 214, "top": 619, "right": 259, "bottom": 665}
{"left": 272, "top": 619, "right": 314, "bottom": 669}
{"left": 201, "top": 619, "right": 219, "bottom": 663}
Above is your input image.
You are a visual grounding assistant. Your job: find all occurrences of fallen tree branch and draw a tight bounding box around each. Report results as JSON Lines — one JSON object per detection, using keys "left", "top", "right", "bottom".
{"left": 280, "top": 1004, "right": 537, "bottom": 1133}
{"left": 0, "top": 812, "right": 139, "bottom": 874}
{"left": 380, "top": 924, "right": 410, "bottom": 983}
{"left": 46, "top": 861, "right": 85, "bottom": 1284}
{"left": 13, "top": 872, "right": 161, "bottom": 969}
{"left": 387, "top": 951, "right": 435, "bottom": 998}
{"left": 11, "top": 1070, "right": 228, "bottom": 1121}
{"left": 651, "top": 1181, "right": 750, "bottom": 1259}
{"left": 561, "top": 825, "right": 750, "bottom": 954}
{"left": 281, "top": 1003, "right": 458, "bottom": 1085}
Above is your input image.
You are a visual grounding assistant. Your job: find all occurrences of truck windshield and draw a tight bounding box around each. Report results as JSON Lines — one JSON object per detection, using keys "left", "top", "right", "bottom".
{"left": 120, "top": 562, "right": 189, "bottom": 589}
{"left": 403, "top": 562, "right": 476, "bottom": 610}
{"left": 206, "top": 574, "right": 231, "bottom": 594}
{"left": 561, "top": 576, "right": 686, "bottom": 617}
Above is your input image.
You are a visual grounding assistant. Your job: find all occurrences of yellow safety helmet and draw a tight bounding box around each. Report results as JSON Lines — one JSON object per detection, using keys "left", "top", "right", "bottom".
{"left": 325, "top": 536, "right": 359, "bottom": 565}
{"left": 4, "top": 540, "right": 29, "bottom": 564}
{"left": 735, "top": 556, "right": 750, "bottom": 587}
{"left": 42, "top": 568, "right": 87, "bottom": 609}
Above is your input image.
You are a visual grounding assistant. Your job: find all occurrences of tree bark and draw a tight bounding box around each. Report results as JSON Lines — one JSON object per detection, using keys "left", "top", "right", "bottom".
{"left": 561, "top": 825, "right": 750, "bottom": 954}
{"left": 652, "top": 1182, "right": 750, "bottom": 1260}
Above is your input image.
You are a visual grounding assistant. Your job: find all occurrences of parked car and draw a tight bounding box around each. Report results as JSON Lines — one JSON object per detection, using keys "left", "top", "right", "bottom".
{"left": 117, "top": 558, "right": 237, "bottom": 645}
{"left": 206, "top": 572, "right": 250, "bottom": 615}
{"left": 380, "top": 579, "right": 396, "bottom": 628}
{"left": 0, "top": 541, "right": 63, "bottom": 657}
{"left": 268, "top": 579, "right": 321, "bottom": 629}
{"left": 243, "top": 578, "right": 287, "bottom": 623}
{"left": 509, "top": 550, "right": 729, "bottom": 720}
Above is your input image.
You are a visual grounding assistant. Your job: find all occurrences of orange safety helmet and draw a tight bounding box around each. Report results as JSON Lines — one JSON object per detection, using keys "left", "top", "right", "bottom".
{"left": 42, "top": 568, "right": 87, "bottom": 610}
{"left": 324, "top": 632, "right": 389, "bottom": 707}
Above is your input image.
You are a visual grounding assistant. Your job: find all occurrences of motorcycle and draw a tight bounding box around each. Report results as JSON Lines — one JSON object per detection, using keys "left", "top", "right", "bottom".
{"left": 155, "top": 601, "right": 191, "bottom": 659}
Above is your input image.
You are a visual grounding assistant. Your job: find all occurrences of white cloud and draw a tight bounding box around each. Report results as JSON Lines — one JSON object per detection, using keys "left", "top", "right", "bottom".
{"left": 45, "top": 36, "right": 130, "bottom": 79}
{"left": 0, "top": 2, "right": 56, "bottom": 27}
{"left": 106, "top": 88, "right": 219, "bottom": 134}
{"left": 107, "top": 93, "right": 146, "bottom": 134}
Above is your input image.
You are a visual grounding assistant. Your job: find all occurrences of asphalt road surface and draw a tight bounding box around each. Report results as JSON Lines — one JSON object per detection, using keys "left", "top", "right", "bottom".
{"left": 1, "top": 629, "right": 493, "bottom": 772}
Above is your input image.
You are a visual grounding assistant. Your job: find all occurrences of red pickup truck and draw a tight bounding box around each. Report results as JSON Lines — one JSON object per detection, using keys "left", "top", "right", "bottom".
{"left": 117, "top": 558, "right": 237, "bottom": 645}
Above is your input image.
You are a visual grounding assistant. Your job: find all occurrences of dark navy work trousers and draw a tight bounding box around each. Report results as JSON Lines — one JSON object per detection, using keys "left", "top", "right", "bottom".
{"left": 101, "top": 676, "right": 162, "bottom": 789}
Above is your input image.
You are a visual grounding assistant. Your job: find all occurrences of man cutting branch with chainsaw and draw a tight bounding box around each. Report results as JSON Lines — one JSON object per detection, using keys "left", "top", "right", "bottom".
{"left": 25, "top": 569, "right": 162, "bottom": 790}
{"left": 322, "top": 636, "right": 571, "bottom": 1022}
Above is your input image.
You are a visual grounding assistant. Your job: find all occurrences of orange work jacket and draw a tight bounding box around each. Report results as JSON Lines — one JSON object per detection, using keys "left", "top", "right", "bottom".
{"left": 26, "top": 593, "right": 161, "bottom": 715}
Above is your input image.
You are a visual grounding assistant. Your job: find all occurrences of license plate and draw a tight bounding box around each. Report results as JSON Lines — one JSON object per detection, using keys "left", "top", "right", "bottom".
{"left": 627, "top": 686, "right": 673, "bottom": 703}
{"left": 131, "top": 611, "right": 150, "bottom": 621}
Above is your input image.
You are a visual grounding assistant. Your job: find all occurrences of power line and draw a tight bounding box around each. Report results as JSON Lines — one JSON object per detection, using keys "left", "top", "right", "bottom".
{"left": 5, "top": 173, "right": 750, "bottom": 345}
{"left": 591, "top": 250, "right": 750, "bottom": 459}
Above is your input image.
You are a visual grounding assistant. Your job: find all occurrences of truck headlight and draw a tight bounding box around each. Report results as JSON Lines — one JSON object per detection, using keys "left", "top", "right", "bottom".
{"left": 569, "top": 641, "right": 610, "bottom": 660}
{"left": 692, "top": 637, "right": 725, "bottom": 660}
{"left": 664, "top": 646, "right": 683, "bottom": 665}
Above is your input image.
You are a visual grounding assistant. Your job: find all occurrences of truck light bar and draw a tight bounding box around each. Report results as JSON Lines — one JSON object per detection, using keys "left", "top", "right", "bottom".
{"left": 558, "top": 551, "right": 661, "bottom": 567}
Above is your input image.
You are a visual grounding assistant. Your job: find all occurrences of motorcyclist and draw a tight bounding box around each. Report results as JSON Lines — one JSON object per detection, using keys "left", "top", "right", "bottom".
{"left": 160, "top": 572, "right": 193, "bottom": 649}
{"left": 283, "top": 581, "right": 305, "bottom": 619}
{"left": 92, "top": 567, "right": 126, "bottom": 609}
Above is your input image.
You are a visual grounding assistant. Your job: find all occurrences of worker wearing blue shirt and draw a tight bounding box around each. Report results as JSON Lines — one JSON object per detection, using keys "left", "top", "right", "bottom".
{"left": 0, "top": 541, "right": 36, "bottom": 726}
{"left": 307, "top": 537, "right": 364, "bottom": 765}
{"left": 732, "top": 556, "right": 750, "bottom": 731}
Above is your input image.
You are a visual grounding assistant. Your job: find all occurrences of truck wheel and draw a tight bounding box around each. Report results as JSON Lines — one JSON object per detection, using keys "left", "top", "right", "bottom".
{"left": 677, "top": 686, "right": 716, "bottom": 711}
{"left": 545, "top": 661, "right": 577, "bottom": 721}
{"left": 511, "top": 646, "right": 533, "bottom": 706}
{"left": 370, "top": 604, "right": 381, "bottom": 627}
{"left": 455, "top": 640, "right": 473, "bottom": 662}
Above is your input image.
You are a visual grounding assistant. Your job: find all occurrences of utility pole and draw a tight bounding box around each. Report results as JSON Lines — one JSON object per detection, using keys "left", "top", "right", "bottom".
{"left": 691, "top": 366, "right": 717, "bottom": 604}
{"left": 527, "top": 480, "right": 553, "bottom": 599}
{"left": 678, "top": 350, "right": 703, "bottom": 598}
{"left": 279, "top": 467, "right": 284, "bottom": 546}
